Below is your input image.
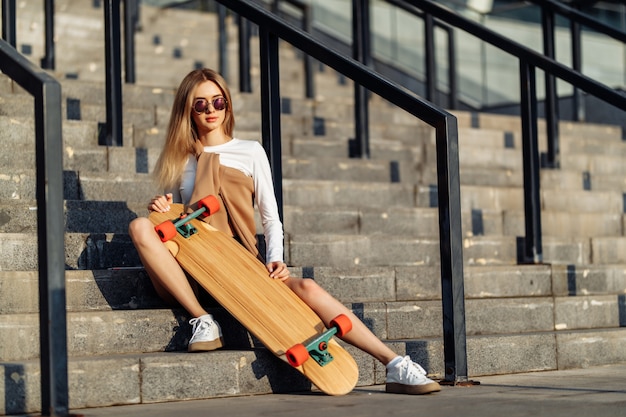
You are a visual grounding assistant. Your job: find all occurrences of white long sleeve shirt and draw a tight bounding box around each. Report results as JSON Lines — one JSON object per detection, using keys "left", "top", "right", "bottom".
{"left": 166, "top": 138, "right": 284, "bottom": 263}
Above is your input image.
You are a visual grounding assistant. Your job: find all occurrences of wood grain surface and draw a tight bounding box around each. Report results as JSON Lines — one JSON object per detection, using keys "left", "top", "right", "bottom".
{"left": 149, "top": 204, "right": 359, "bottom": 395}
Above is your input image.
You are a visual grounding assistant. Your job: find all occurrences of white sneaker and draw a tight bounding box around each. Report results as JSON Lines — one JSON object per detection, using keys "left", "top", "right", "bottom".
{"left": 386, "top": 356, "right": 441, "bottom": 395}
{"left": 188, "top": 314, "right": 224, "bottom": 352}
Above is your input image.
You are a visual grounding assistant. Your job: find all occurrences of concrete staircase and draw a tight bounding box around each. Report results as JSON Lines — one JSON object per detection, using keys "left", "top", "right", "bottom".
{"left": 1, "top": 1, "right": 626, "bottom": 415}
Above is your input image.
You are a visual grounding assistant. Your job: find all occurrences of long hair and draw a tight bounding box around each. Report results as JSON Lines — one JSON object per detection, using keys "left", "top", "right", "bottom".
{"left": 153, "top": 68, "right": 235, "bottom": 190}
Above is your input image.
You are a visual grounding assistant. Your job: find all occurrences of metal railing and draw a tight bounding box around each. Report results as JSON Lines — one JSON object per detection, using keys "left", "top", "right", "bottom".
{"left": 385, "top": 0, "right": 458, "bottom": 109}
{"left": 527, "top": 0, "right": 626, "bottom": 166}
{"left": 272, "top": 0, "right": 315, "bottom": 98}
{"left": 0, "top": 39, "right": 68, "bottom": 416}
{"left": 401, "top": 0, "right": 626, "bottom": 264}
{"left": 216, "top": 0, "right": 468, "bottom": 384}
{"left": 2, "top": 0, "right": 468, "bottom": 389}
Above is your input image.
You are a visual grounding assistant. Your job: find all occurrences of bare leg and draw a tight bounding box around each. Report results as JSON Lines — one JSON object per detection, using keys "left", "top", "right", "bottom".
{"left": 129, "top": 217, "right": 208, "bottom": 318}
{"left": 283, "top": 276, "right": 397, "bottom": 366}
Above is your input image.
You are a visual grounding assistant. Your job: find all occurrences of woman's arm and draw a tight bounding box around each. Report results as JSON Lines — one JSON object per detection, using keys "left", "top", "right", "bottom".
{"left": 251, "top": 142, "right": 285, "bottom": 264}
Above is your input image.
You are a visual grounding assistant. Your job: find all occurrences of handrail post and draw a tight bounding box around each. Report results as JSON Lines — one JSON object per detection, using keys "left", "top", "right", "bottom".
{"left": 36, "top": 78, "right": 69, "bottom": 417}
{"left": 302, "top": 3, "right": 314, "bottom": 99}
{"left": 103, "top": 0, "right": 123, "bottom": 146}
{"left": 541, "top": 5, "right": 559, "bottom": 168}
{"left": 217, "top": 3, "right": 229, "bottom": 82}
{"left": 435, "top": 115, "right": 468, "bottom": 383}
{"left": 2, "top": 0, "right": 16, "bottom": 47}
{"left": 1, "top": 38, "right": 69, "bottom": 416}
{"left": 238, "top": 15, "right": 252, "bottom": 93}
{"left": 41, "top": 0, "right": 55, "bottom": 69}
{"left": 272, "top": 0, "right": 316, "bottom": 98}
{"left": 351, "top": 0, "right": 370, "bottom": 159}
{"left": 570, "top": 17, "right": 585, "bottom": 122}
{"left": 123, "top": 0, "right": 136, "bottom": 84}
{"left": 424, "top": 12, "right": 436, "bottom": 103}
{"left": 259, "top": 27, "right": 284, "bottom": 221}
{"left": 446, "top": 25, "right": 458, "bottom": 110}
{"left": 519, "top": 61, "right": 543, "bottom": 264}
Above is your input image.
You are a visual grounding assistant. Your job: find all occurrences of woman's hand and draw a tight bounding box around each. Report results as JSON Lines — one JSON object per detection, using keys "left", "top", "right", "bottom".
{"left": 267, "top": 261, "right": 290, "bottom": 281}
{"left": 148, "top": 193, "right": 173, "bottom": 213}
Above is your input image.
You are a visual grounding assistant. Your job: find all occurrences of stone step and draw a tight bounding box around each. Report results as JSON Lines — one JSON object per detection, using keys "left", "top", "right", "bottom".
{"left": 4, "top": 114, "right": 622, "bottom": 196}
{"left": 0, "top": 232, "right": 140, "bottom": 271}
{"left": 0, "top": 200, "right": 145, "bottom": 234}
{"left": 0, "top": 349, "right": 315, "bottom": 415}
{"left": 0, "top": 99, "right": 626, "bottom": 181}
{"left": 460, "top": 167, "right": 581, "bottom": 189}
{"left": 455, "top": 125, "right": 626, "bottom": 157}
{"left": 0, "top": 307, "right": 256, "bottom": 362}
{"left": 286, "top": 234, "right": 516, "bottom": 267}
{"left": 4, "top": 116, "right": 622, "bottom": 196}
{"left": 561, "top": 153, "right": 626, "bottom": 176}
{"left": 3, "top": 261, "right": 624, "bottom": 356}
{"left": 9, "top": 75, "right": 622, "bottom": 158}
{"left": 13, "top": 264, "right": 623, "bottom": 315}
{"left": 6, "top": 231, "right": 625, "bottom": 271}
{"left": 454, "top": 111, "right": 624, "bottom": 142}
{"left": 282, "top": 179, "right": 417, "bottom": 208}
{"left": 1, "top": 196, "right": 622, "bottom": 256}
{"left": 459, "top": 185, "right": 624, "bottom": 213}
{"left": 285, "top": 205, "right": 624, "bottom": 238}
{"left": 503, "top": 210, "right": 624, "bottom": 238}
{"left": 287, "top": 233, "right": 626, "bottom": 267}
{"left": 5, "top": 263, "right": 626, "bottom": 317}
{"left": 0, "top": 170, "right": 160, "bottom": 202}
{"left": 2, "top": 289, "right": 621, "bottom": 364}
{"left": 3, "top": 327, "right": 626, "bottom": 414}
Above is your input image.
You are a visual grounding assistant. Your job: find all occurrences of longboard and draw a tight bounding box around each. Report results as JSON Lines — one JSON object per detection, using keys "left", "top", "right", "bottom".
{"left": 148, "top": 196, "right": 359, "bottom": 395}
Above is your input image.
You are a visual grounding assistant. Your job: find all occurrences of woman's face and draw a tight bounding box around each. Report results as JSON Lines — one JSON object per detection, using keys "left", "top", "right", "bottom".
{"left": 190, "top": 80, "right": 227, "bottom": 135}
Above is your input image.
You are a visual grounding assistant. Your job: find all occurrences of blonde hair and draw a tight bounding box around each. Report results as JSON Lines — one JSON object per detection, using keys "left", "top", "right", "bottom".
{"left": 154, "top": 68, "right": 235, "bottom": 190}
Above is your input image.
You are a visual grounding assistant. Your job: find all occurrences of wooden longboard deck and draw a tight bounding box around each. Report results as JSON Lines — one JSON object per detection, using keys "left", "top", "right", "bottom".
{"left": 149, "top": 204, "right": 359, "bottom": 395}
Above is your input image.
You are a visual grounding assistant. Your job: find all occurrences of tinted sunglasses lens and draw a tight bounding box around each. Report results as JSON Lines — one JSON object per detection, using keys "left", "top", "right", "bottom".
{"left": 213, "top": 97, "right": 226, "bottom": 111}
{"left": 193, "top": 99, "right": 208, "bottom": 113}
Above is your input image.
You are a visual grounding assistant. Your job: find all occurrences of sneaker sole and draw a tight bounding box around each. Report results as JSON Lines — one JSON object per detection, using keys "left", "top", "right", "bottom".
{"left": 385, "top": 381, "right": 441, "bottom": 395}
{"left": 188, "top": 337, "right": 224, "bottom": 352}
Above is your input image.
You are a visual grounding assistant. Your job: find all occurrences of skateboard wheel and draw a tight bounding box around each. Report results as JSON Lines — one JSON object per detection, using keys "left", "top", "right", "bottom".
{"left": 154, "top": 220, "right": 177, "bottom": 242}
{"left": 330, "top": 314, "right": 352, "bottom": 338}
{"left": 286, "top": 343, "right": 309, "bottom": 367}
{"left": 198, "top": 195, "right": 220, "bottom": 217}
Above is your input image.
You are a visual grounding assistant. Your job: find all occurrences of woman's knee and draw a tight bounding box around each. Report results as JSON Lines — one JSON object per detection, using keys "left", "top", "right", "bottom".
{"left": 128, "top": 217, "right": 154, "bottom": 242}
{"left": 290, "top": 277, "right": 325, "bottom": 298}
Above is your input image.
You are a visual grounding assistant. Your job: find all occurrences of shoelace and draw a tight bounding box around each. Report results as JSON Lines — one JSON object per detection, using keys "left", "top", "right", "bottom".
{"left": 189, "top": 318, "right": 212, "bottom": 334}
{"left": 400, "top": 357, "right": 427, "bottom": 378}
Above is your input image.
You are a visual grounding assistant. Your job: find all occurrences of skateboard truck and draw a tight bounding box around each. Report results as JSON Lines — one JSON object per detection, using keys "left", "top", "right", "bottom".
{"left": 154, "top": 195, "right": 220, "bottom": 242}
{"left": 286, "top": 314, "right": 352, "bottom": 368}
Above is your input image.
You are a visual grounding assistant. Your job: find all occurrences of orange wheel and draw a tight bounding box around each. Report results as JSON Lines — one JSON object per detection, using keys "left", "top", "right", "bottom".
{"left": 330, "top": 314, "right": 352, "bottom": 338}
{"left": 154, "top": 221, "right": 177, "bottom": 242}
{"left": 286, "top": 343, "right": 309, "bottom": 367}
{"left": 198, "top": 195, "right": 220, "bottom": 217}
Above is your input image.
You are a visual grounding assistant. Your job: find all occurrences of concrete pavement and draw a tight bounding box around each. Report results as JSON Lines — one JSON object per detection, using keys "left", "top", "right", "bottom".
{"left": 57, "top": 363, "right": 626, "bottom": 417}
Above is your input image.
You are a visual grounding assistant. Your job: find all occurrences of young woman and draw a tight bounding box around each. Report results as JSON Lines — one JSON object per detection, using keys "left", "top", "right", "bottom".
{"left": 128, "top": 68, "right": 440, "bottom": 395}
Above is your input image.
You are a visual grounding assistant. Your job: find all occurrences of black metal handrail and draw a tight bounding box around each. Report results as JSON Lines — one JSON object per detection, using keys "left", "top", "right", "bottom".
{"left": 40, "top": 0, "right": 54, "bottom": 69}
{"left": 528, "top": 0, "right": 626, "bottom": 43}
{"left": 103, "top": 0, "right": 123, "bottom": 146}
{"left": 1, "top": 0, "right": 16, "bottom": 47}
{"left": 0, "top": 39, "right": 68, "bottom": 416}
{"left": 403, "top": 0, "right": 626, "bottom": 264}
{"left": 272, "top": 0, "right": 315, "bottom": 98}
{"left": 385, "top": 0, "right": 458, "bottom": 109}
{"left": 529, "top": 0, "right": 626, "bottom": 165}
{"left": 216, "top": 0, "right": 468, "bottom": 384}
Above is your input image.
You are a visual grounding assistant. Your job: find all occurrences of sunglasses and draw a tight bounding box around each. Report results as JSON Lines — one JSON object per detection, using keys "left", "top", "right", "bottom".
{"left": 192, "top": 97, "right": 227, "bottom": 114}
